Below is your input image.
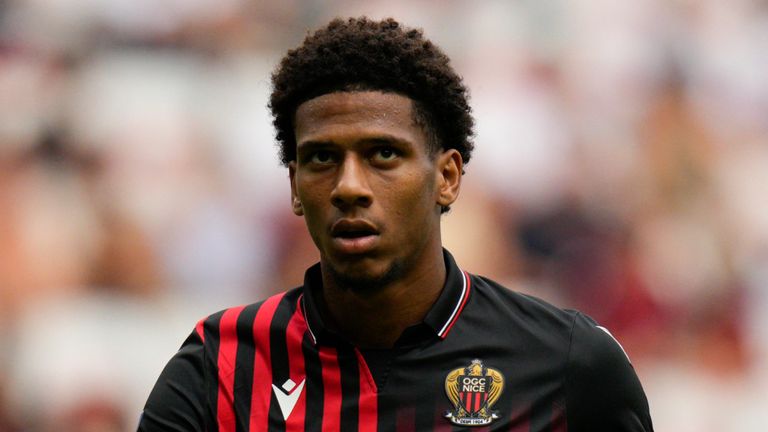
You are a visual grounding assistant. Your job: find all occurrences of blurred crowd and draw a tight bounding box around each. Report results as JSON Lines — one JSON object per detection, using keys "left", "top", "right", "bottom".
{"left": 1, "top": 0, "right": 767, "bottom": 430}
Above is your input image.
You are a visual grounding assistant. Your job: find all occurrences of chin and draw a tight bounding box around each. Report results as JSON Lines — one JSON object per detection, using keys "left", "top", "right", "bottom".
{"left": 325, "top": 258, "right": 405, "bottom": 293}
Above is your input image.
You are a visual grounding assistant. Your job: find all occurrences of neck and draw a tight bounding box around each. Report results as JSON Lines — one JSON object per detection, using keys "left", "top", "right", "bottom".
{"left": 320, "top": 246, "right": 446, "bottom": 348}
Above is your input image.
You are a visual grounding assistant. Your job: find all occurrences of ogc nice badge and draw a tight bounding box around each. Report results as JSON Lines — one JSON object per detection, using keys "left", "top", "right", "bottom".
{"left": 444, "top": 359, "right": 504, "bottom": 426}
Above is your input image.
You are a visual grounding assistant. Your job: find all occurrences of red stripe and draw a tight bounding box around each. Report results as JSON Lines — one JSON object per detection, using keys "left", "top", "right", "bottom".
{"left": 395, "top": 407, "right": 414, "bottom": 432}
{"left": 195, "top": 317, "right": 206, "bottom": 342}
{"left": 216, "top": 306, "right": 246, "bottom": 432}
{"left": 509, "top": 404, "right": 531, "bottom": 432}
{"left": 355, "top": 350, "right": 378, "bottom": 432}
{"left": 473, "top": 391, "right": 481, "bottom": 413}
{"left": 552, "top": 402, "right": 567, "bottom": 432}
{"left": 433, "top": 408, "right": 452, "bottom": 431}
{"left": 440, "top": 272, "right": 471, "bottom": 338}
{"left": 249, "top": 293, "right": 285, "bottom": 431}
{"left": 284, "top": 307, "right": 308, "bottom": 430}
{"left": 462, "top": 393, "right": 471, "bottom": 413}
{"left": 319, "top": 347, "right": 341, "bottom": 432}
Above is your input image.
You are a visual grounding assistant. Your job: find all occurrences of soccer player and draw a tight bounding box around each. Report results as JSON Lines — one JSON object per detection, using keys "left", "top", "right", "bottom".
{"left": 139, "top": 17, "right": 653, "bottom": 431}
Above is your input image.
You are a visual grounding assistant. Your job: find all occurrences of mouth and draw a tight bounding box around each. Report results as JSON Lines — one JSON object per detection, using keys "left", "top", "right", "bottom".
{"left": 330, "top": 219, "right": 380, "bottom": 254}
{"left": 334, "top": 229, "right": 376, "bottom": 239}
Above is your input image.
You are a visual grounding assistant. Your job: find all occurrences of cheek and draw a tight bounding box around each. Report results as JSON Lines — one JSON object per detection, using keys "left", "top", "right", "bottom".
{"left": 295, "top": 179, "right": 327, "bottom": 208}
{"left": 296, "top": 194, "right": 328, "bottom": 249}
{"left": 294, "top": 183, "right": 327, "bottom": 224}
{"left": 388, "top": 173, "right": 437, "bottom": 216}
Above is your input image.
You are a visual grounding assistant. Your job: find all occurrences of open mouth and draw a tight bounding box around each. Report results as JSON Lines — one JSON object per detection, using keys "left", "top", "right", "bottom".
{"left": 331, "top": 219, "right": 379, "bottom": 238}
{"left": 331, "top": 220, "right": 380, "bottom": 253}
{"left": 334, "top": 229, "right": 377, "bottom": 239}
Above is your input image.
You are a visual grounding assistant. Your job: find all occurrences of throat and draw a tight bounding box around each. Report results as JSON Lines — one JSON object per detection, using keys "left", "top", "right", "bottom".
{"left": 323, "top": 291, "right": 414, "bottom": 348}
{"left": 317, "top": 244, "right": 447, "bottom": 348}
{"left": 320, "top": 260, "right": 446, "bottom": 349}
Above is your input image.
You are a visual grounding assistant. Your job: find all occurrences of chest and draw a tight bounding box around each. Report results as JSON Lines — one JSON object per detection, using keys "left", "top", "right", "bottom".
{"left": 210, "top": 338, "right": 567, "bottom": 431}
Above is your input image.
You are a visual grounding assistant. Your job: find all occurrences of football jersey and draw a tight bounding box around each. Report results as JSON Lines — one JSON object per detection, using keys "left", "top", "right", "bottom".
{"left": 139, "top": 250, "right": 653, "bottom": 431}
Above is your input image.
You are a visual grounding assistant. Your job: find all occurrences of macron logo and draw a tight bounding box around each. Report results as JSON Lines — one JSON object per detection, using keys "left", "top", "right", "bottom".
{"left": 272, "top": 378, "right": 306, "bottom": 420}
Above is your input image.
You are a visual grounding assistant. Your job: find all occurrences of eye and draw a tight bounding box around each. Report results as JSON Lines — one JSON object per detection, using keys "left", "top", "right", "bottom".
{"left": 310, "top": 150, "right": 335, "bottom": 164}
{"left": 372, "top": 147, "right": 398, "bottom": 162}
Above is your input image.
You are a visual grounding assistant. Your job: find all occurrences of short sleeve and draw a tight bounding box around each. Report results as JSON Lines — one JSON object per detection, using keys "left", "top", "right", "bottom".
{"left": 137, "top": 330, "right": 207, "bottom": 432}
{"left": 565, "top": 312, "right": 654, "bottom": 432}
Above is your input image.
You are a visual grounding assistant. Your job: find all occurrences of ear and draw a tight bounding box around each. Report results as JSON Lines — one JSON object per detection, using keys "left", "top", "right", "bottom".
{"left": 288, "top": 161, "right": 304, "bottom": 216}
{"left": 435, "top": 149, "right": 463, "bottom": 208}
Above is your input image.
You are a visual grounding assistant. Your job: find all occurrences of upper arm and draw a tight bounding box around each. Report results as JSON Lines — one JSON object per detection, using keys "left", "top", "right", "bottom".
{"left": 565, "top": 313, "right": 654, "bottom": 432}
{"left": 138, "top": 330, "right": 207, "bottom": 432}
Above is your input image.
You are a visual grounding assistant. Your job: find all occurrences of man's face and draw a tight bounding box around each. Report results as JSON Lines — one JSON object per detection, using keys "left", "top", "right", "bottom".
{"left": 289, "top": 91, "right": 461, "bottom": 290}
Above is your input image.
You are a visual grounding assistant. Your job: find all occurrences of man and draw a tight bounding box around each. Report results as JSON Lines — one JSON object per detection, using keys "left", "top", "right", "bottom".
{"left": 139, "top": 17, "right": 653, "bottom": 431}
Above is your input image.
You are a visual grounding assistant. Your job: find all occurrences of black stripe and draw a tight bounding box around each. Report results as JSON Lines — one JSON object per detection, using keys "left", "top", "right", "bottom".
{"left": 337, "top": 345, "right": 360, "bottom": 432}
{"left": 203, "top": 310, "right": 225, "bottom": 432}
{"left": 267, "top": 295, "right": 298, "bottom": 432}
{"left": 414, "top": 391, "right": 436, "bottom": 431}
{"left": 232, "top": 303, "right": 262, "bottom": 432}
{"left": 530, "top": 394, "right": 553, "bottom": 432}
{"left": 376, "top": 392, "right": 396, "bottom": 432}
{"left": 492, "top": 382, "right": 517, "bottom": 431}
{"left": 302, "top": 331, "right": 323, "bottom": 432}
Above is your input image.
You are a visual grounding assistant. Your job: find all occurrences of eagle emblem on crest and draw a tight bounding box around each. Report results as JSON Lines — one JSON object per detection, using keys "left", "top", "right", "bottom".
{"left": 444, "top": 359, "right": 504, "bottom": 426}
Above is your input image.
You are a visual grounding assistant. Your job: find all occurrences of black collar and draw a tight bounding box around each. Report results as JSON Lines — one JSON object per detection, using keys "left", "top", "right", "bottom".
{"left": 300, "top": 249, "right": 471, "bottom": 346}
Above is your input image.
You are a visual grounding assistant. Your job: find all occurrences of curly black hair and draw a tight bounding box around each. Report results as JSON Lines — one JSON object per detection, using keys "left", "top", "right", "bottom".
{"left": 269, "top": 17, "right": 474, "bottom": 167}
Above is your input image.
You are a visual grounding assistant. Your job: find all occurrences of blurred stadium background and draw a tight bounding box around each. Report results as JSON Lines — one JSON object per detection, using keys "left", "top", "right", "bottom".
{"left": 1, "top": 0, "right": 767, "bottom": 430}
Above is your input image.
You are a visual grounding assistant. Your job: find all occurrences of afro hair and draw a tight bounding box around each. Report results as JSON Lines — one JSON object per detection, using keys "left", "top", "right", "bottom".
{"left": 269, "top": 17, "right": 474, "bottom": 167}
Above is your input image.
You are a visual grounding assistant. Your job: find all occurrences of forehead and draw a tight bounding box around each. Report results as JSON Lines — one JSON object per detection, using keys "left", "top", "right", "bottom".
{"left": 294, "top": 91, "right": 423, "bottom": 144}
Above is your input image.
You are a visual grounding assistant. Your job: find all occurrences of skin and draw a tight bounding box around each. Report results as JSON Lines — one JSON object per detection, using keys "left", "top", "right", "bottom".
{"left": 289, "top": 91, "right": 463, "bottom": 348}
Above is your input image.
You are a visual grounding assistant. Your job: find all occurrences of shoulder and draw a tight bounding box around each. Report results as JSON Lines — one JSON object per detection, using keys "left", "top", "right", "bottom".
{"left": 468, "top": 274, "right": 580, "bottom": 337}
{"left": 568, "top": 312, "right": 632, "bottom": 370}
{"left": 195, "top": 288, "right": 303, "bottom": 344}
{"left": 468, "top": 275, "right": 637, "bottom": 352}
{"left": 453, "top": 274, "right": 653, "bottom": 430}
{"left": 565, "top": 313, "right": 654, "bottom": 431}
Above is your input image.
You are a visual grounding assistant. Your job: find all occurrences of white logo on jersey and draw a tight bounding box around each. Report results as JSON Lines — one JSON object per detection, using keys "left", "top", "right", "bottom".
{"left": 272, "top": 378, "right": 306, "bottom": 420}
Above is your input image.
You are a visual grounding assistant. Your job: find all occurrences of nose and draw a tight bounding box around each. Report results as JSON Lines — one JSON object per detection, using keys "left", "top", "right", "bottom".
{"left": 331, "top": 154, "right": 373, "bottom": 210}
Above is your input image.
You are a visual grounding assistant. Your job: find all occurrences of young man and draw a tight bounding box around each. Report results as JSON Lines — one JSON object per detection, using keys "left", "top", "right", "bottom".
{"left": 139, "top": 17, "right": 653, "bottom": 431}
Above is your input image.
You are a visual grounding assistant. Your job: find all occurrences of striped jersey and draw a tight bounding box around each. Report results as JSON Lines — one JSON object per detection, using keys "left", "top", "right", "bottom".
{"left": 139, "top": 250, "right": 653, "bottom": 431}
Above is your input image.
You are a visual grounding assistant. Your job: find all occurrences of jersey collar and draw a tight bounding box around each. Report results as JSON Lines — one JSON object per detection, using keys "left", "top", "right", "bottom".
{"left": 300, "top": 249, "right": 471, "bottom": 346}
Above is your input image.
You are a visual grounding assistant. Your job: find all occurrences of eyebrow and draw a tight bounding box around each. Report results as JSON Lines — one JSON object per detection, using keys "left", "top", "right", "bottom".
{"left": 297, "top": 134, "right": 413, "bottom": 152}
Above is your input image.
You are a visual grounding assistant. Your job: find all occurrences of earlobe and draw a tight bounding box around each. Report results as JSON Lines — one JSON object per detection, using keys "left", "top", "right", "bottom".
{"left": 292, "top": 198, "right": 304, "bottom": 216}
{"left": 289, "top": 162, "right": 304, "bottom": 216}
{"left": 436, "top": 149, "right": 462, "bottom": 208}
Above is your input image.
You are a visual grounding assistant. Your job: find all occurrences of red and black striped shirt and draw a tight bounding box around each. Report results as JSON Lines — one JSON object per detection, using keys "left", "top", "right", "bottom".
{"left": 139, "top": 250, "right": 653, "bottom": 431}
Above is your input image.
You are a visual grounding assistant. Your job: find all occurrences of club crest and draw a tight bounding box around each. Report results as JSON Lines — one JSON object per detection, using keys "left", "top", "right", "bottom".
{"left": 444, "top": 359, "right": 504, "bottom": 426}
